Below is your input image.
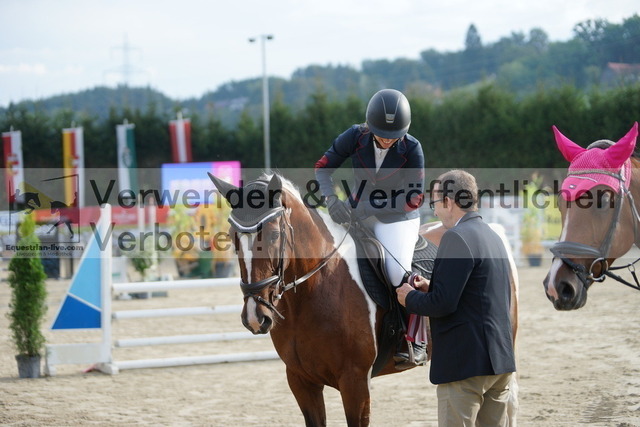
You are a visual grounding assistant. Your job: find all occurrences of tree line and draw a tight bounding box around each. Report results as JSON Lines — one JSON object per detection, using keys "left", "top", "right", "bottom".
{"left": 2, "top": 83, "right": 639, "bottom": 172}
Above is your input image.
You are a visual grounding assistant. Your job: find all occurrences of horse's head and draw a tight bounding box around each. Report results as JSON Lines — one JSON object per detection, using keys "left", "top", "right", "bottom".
{"left": 31, "top": 193, "right": 41, "bottom": 208}
{"left": 543, "top": 122, "right": 639, "bottom": 310}
{"left": 209, "top": 173, "right": 296, "bottom": 334}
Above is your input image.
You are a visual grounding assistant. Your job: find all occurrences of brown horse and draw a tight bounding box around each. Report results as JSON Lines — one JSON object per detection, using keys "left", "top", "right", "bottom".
{"left": 543, "top": 122, "right": 640, "bottom": 310}
{"left": 209, "top": 172, "right": 519, "bottom": 426}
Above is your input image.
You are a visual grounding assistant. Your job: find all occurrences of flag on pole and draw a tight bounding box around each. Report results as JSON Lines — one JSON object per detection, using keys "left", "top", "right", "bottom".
{"left": 116, "top": 121, "right": 138, "bottom": 194}
{"left": 2, "top": 129, "right": 24, "bottom": 205}
{"left": 169, "top": 112, "right": 192, "bottom": 163}
{"left": 62, "top": 126, "right": 84, "bottom": 207}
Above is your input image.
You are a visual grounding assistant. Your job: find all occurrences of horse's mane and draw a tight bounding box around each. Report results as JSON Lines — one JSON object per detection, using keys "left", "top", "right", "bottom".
{"left": 257, "top": 173, "right": 305, "bottom": 204}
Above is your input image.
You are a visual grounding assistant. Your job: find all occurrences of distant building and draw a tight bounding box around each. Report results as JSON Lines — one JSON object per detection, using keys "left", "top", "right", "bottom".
{"left": 601, "top": 62, "right": 640, "bottom": 86}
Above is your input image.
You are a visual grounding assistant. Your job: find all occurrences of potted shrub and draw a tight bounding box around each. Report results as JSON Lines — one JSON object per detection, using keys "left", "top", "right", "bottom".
{"left": 7, "top": 214, "right": 48, "bottom": 378}
{"left": 125, "top": 248, "right": 155, "bottom": 298}
{"left": 128, "top": 249, "right": 155, "bottom": 281}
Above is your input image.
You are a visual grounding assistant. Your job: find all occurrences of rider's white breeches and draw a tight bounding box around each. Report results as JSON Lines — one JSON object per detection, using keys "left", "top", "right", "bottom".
{"left": 361, "top": 216, "right": 420, "bottom": 287}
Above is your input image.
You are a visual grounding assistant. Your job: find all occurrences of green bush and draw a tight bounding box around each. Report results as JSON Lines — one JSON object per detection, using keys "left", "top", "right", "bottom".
{"left": 128, "top": 249, "right": 154, "bottom": 279}
{"left": 7, "top": 214, "right": 48, "bottom": 357}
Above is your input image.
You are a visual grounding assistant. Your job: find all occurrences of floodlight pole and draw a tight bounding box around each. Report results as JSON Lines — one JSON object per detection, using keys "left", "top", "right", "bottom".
{"left": 249, "top": 34, "right": 274, "bottom": 173}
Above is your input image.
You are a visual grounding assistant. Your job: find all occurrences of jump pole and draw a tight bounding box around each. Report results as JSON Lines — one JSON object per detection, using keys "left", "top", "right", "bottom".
{"left": 115, "top": 351, "right": 279, "bottom": 371}
{"left": 115, "top": 331, "right": 264, "bottom": 347}
{"left": 112, "top": 305, "right": 243, "bottom": 320}
{"left": 112, "top": 277, "right": 239, "bottom": 293}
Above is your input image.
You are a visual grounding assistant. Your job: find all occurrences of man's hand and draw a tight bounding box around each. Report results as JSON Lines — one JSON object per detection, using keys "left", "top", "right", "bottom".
{"left": 413, "top": 275, "right": 430, "bottom": 292}
{"left": 396, "top": 283, "right": 414, "bottom": 307}
{"left": 397, "top": 275, "right": 430, "bottom": 306}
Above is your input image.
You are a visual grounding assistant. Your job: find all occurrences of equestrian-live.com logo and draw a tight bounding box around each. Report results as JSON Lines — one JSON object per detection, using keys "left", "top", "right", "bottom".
{"left": 9, "top": 174, "right": 81, "bottom": 246}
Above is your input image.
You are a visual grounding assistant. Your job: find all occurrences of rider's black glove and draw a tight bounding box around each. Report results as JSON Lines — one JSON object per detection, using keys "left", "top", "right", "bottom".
{"left": 325, "top": 195, "right": 351, "bottom": 224}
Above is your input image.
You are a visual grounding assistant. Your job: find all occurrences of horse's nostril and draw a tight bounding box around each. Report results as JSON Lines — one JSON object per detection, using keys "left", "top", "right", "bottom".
{"left": 558, "top": 281, "right": 575, "bottom": 301}
{"left": 263, "top": 316, "right": 271, "bottom": 326}
{"left": 260, "top": 316, "right": 273, "bottom": 332}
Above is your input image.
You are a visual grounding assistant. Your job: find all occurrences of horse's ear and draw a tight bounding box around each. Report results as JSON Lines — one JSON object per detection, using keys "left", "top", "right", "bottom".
{"left": 208, "top": 172, "right": 239, "bottom": 201}
{"left": 266, "top": 174, "right": 283, "bottom": 206}
{"left": 605, "top": 122, "right": 638, "bottom": 168}
{"left": 553, "top": 125, "right": 585, "bottom": 162}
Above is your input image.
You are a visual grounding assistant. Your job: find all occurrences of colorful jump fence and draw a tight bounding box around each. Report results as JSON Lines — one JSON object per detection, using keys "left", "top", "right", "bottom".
{"left": 44, "top": 204, "right": 278, "bottom": 375}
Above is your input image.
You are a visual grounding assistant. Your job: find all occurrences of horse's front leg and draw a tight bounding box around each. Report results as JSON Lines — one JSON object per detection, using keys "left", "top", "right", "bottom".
{"left": 286, "top": 368, "right": 326, "bottom": 427}
{"left": 339, "top": 373, "right": 372, "bottom": 427}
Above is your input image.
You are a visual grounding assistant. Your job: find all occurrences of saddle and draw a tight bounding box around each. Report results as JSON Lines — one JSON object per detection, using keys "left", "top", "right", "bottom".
{"left": 351, "top": 223, "right": 438, "bottom": 375}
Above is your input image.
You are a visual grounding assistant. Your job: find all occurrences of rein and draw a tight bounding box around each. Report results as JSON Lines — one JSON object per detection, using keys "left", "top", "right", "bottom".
{"left": 551, "top": 167, "right": 640, "bottom": 291}
{"left": 237, "top": 209, "right": 352, "bottom": 319}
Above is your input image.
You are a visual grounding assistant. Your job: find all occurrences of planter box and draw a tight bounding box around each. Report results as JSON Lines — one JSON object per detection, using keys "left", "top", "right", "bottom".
{"left": 16, "top": 355, "right": 41, "bottom": 378}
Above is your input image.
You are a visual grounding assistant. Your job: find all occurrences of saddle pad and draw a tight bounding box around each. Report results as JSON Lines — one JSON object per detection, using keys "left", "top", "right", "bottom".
{"left": 356, "top": 244, "right": 390, "bottom": 309}
{"left": 411, "top": 239, "right": 437, "bottom": 281}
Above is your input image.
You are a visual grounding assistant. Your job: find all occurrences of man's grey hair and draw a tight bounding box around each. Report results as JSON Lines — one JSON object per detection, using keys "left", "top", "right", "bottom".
{"left": 435, "top": 169, "right": 478, "bottom": 212}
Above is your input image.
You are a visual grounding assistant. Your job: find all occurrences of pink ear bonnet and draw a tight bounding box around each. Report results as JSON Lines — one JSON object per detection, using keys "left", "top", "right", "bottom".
{"left": 554, "top": 122, "right": 638, "bottom": 201}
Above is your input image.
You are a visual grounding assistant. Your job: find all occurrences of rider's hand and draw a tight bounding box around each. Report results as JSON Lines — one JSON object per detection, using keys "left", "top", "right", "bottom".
{"left": 326, "top": 195, "right": 351, "bottom": 224}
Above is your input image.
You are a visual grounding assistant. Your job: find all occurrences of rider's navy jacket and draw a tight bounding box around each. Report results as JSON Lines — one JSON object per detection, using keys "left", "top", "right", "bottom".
{"left": 314, "top": 124, "right": 425, "bottom": 223}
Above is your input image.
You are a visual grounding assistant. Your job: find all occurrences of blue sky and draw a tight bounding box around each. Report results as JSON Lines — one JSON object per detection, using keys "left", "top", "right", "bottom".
{"left": 0, "top": 0, "right": 638, "bottom": 107}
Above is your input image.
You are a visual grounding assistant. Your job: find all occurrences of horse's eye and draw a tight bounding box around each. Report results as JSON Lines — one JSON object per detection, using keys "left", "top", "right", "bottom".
{"left": 270, "top": 231, "right": 280, "bottom": 243}
{"left": 598, "top": 191, "right": 614, "bottom": 209}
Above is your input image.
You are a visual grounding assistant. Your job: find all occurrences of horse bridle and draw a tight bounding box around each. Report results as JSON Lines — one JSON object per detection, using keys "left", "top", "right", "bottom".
{"left": 233, "top": 206, "right": 351, "bottom": 320}
{"left": 550, "top": 167, "right": 640, "bottom": 291}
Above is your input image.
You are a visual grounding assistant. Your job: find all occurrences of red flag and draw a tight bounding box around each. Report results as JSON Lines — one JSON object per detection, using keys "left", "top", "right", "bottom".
{"left": 2, "top": 130, "right": 24, "bottom": 204}
{"left": 169, "top": 113, "right": 192, "bottom": 163}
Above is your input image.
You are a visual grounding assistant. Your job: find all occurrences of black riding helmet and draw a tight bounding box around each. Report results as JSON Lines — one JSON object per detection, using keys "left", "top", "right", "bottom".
{"left": 365, "top": 89, "right": 411, "bottom": 139}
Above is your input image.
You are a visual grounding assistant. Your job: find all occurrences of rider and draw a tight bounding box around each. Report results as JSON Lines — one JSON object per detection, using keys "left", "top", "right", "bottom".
{"left": 314, "top": 88, "right": 426, "bottom": 365}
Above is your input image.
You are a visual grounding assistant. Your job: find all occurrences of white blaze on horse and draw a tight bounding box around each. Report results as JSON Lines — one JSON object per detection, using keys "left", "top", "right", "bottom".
{"left": 209, "top": 172, "right": 519, "bottom": 427}
{"left": 544, "top": 122, "right": 640, "bottom": 310}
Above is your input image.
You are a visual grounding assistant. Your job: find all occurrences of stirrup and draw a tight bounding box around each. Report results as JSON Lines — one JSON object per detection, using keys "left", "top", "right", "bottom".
{"left": 394, "top": 341, "right": 427, "bottom": 370}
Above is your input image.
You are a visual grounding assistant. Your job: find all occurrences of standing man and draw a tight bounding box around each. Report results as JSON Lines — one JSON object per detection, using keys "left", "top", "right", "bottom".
{"left": 397, "top": 169, "right": 516, "bottom": 426}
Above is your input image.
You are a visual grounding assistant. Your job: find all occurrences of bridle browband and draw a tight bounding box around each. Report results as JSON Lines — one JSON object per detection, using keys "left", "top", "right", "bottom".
{"left": 551, "top": 166, "right": 640, "bottom": 291}
{"left": 232, "top": 201, "right": 352, "bottom": 320}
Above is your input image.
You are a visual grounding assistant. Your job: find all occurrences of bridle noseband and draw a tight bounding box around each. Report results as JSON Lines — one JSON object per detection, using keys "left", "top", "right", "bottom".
{"left": 551, "top": 166, "right": 640, "bottom": 291}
